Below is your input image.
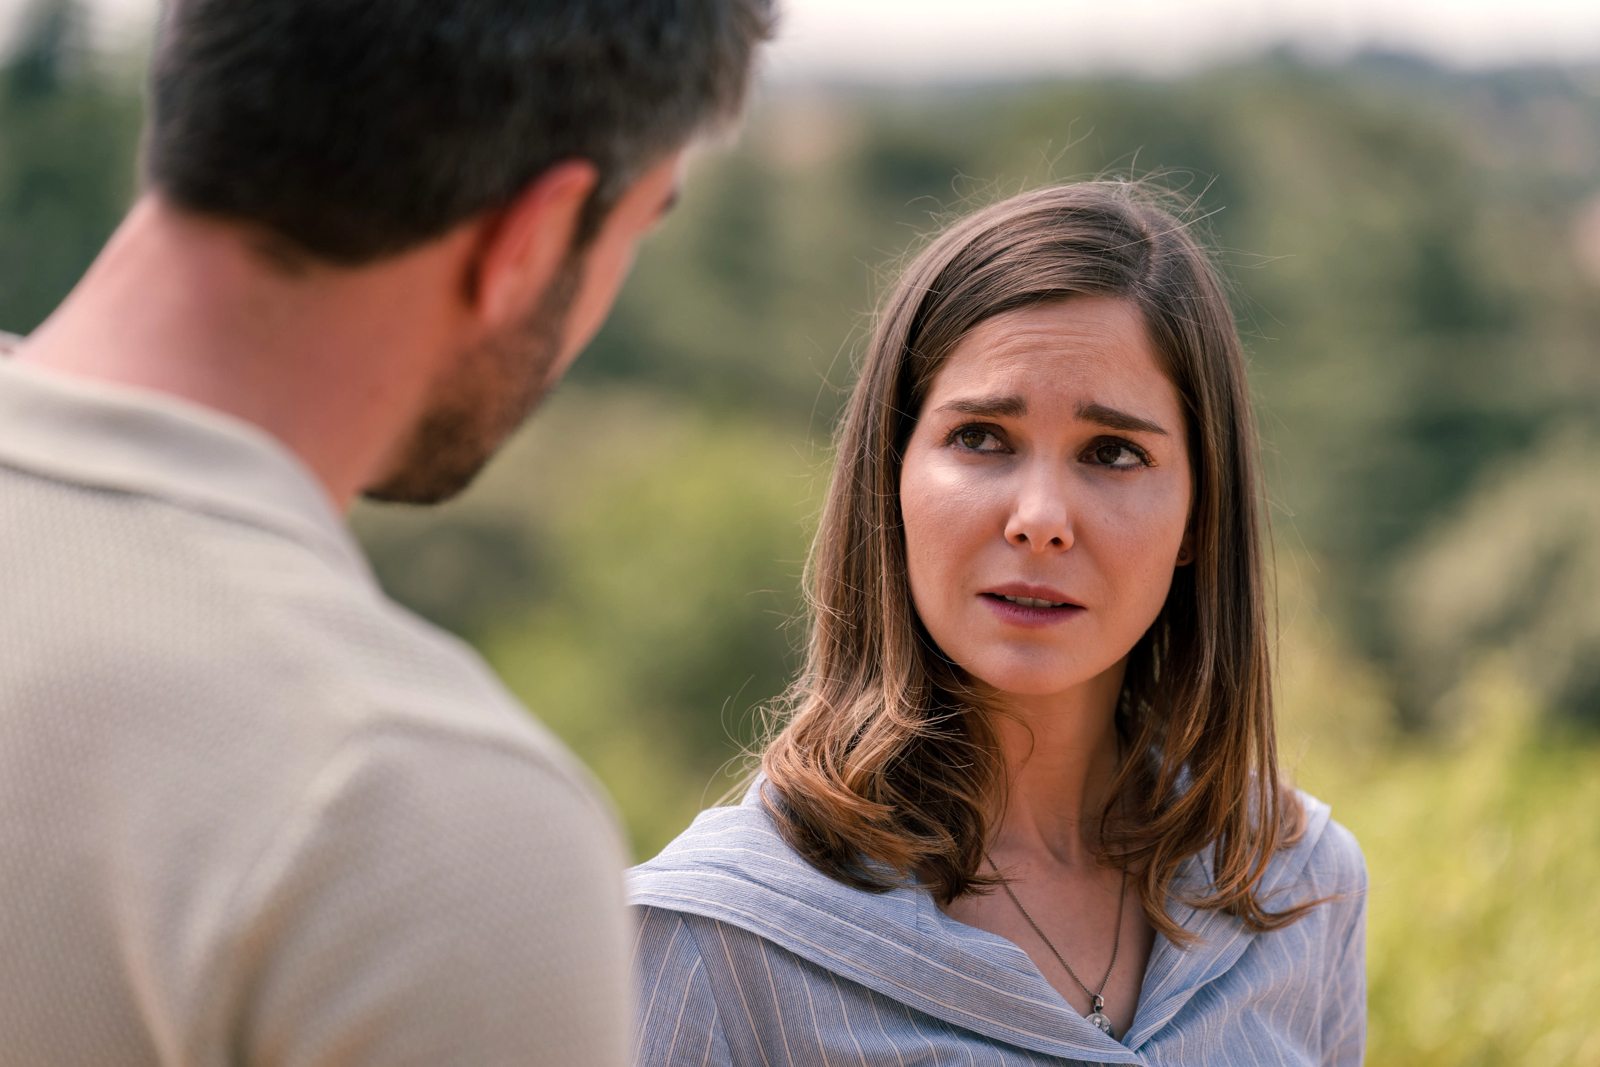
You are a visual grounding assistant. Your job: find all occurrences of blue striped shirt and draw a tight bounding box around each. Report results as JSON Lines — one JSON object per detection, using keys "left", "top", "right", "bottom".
{"left": 629, "top": 784, "right": 1365, "bottom": 1065}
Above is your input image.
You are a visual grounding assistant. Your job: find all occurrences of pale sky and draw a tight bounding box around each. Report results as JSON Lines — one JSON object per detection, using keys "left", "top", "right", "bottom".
{"left": 762, "top": 0, "right": 1600, "bottom": 80}
{"left": 25, "top": 0, "right": 1600, "bottom": 79}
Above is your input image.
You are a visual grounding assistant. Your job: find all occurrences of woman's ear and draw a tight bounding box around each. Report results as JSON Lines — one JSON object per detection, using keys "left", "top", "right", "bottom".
{"left": 461, "top": 159, "right": 598, "bottom": 327}
{"left": 1176, "top": 533, "right": 1194, "bottom": 567}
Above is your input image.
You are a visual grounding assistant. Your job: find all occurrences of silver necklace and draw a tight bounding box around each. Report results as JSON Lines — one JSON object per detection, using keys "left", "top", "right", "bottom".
{"left": 987, "top": 852, "right": 1129, "bottom": 1039}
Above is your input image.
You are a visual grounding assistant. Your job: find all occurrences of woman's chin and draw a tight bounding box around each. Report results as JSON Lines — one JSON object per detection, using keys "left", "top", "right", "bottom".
{"left": 962, "top": 667, "right": 1100, "bottom": 704}
{"left": 955, "top": 652, "right": 1129, "bottom": 709}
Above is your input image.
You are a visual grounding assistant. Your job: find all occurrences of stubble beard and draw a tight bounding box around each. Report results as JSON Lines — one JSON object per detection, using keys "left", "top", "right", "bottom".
{"left": 362, "top": 257, "right": 583, "bottom": 506}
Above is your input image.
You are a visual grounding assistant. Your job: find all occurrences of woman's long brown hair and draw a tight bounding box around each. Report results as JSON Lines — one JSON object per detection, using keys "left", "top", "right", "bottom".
{"left": 760, "top": 181, "right": 1315, "bottom": 944}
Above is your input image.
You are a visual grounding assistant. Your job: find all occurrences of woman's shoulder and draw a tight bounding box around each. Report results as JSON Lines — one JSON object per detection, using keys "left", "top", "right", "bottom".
{"left": 628, "top": 780, "right": 804, "bottom": 892}
{"left": 1171, "top": 786, "right": 1365, "bottom": 910}
{"left": 627, "top": 779, "right": 908, "bottom": 919}
{"left": 1280, "top": 788, "right": 1367, "bottom": 901}
{"left": 627, "top": 781, "right": 997, "bottom": 1013}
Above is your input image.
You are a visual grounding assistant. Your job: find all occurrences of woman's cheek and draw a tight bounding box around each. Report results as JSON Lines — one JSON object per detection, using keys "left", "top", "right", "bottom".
{"left": 1106, "top": 493, "right": 1187, "bottom": 620}
{"left": 904, "top": 459, "right": 985, "bottom": 611}
{"left": 1106, "top": 472, "right": 1189, "bottom": 550}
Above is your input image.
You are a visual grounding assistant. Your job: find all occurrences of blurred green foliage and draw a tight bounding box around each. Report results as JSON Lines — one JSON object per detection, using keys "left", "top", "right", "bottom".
{"left": 0, "top": 0, "right": 139, "bottom": 336}
{"left": 4, "top": 2, "right": 1598, "bottom": 1061}
{"left": 351, "top": 389, "right": 819, "bottom": 847}
{"left": 1280, "top": 609, "right": 1600, "bottom": 1064}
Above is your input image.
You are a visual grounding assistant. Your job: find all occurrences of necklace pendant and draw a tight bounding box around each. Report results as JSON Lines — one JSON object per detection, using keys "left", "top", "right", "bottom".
{"left": 1086, "top": 995, "right": 1114, "bottom": 1038}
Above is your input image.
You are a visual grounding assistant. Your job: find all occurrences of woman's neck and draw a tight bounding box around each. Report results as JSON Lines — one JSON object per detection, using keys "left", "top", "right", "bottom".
{"left": 983, "top": 660, "right": 1127, "bottom": 868}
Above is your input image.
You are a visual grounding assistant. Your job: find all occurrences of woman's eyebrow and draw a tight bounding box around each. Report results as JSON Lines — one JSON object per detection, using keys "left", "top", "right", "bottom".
{"left": 1077, "top": 401, "right": 1169, "bottom": 436}
{"left": 934, "top": 395, "right": 1169, "bottom": 436}
{"left": 933, "top": 394, "right": 1027, "bottom": 418}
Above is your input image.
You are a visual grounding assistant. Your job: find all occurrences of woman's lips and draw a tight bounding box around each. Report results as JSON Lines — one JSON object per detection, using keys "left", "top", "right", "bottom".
{"left": 979, "top": 591, "right": 1086, "bottom": 627}
{"left": 982, "top": 583, "right": 1083, "bottom": 608}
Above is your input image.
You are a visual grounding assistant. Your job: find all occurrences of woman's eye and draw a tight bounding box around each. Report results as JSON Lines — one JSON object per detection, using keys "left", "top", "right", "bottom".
{"left": 951, "top": 426, "right": 1002, "bottom": 452}
{"left": 1086, "top": 440, "right": 1150, "bottom": 470}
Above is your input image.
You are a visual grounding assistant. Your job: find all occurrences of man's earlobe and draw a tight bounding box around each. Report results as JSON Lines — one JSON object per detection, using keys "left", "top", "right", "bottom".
{"left": 467, "top": 159, "right": 598, "bottom": 325}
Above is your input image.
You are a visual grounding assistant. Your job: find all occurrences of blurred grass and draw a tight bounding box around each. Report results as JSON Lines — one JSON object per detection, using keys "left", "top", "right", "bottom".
{"left": 1282, "top": 611, "right": 1600, "bottom": 1065}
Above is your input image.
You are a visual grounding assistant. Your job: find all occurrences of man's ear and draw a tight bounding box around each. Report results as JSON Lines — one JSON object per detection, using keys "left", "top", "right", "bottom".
{"left": 464, "top": 160, "right": 598, "bottom": 326}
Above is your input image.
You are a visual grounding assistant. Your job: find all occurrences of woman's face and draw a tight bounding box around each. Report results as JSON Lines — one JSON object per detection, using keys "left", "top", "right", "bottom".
{"left": 899, "top": 296, "right": 1193, "bottom": 704}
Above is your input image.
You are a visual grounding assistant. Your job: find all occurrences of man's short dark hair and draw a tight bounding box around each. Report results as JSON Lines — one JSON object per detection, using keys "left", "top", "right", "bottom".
{"left": 143, "top": 0, "right": 775, "bottom": 265}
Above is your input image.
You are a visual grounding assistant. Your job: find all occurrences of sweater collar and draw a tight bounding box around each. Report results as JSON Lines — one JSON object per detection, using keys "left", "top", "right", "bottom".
{"left": 0, "top": 334, "right": 366, "bottom": 577}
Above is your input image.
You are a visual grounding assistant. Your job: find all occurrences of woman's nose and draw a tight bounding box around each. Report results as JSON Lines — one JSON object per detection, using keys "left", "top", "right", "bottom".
{"left": 1003, "top": 468, "right": 1075, "bottom": 552}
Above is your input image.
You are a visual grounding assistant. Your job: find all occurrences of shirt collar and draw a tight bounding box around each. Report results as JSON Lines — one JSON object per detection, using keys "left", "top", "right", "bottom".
{"left": 632, "top": 784, "right": 1143, "bottom": 1062}
{"left": 1123, "top": 795, "right": 1333, "bottom": 1049}
{"left": 630, "top": 780, "right": 1333, "bottom": 1060}
{"left": 0, "top": 333, "right": 367, "bottom": 577}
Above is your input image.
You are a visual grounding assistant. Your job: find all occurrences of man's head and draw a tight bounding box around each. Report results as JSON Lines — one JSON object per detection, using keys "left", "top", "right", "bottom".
{"left": 367, "top": 151, "right": 687, "bottom": 503}
{"left": 142, "top": 0, "right": 774, "bottom": 502}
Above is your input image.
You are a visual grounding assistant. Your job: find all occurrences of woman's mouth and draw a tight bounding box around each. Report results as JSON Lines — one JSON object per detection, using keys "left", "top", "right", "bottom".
{"left": 979, "top": 590, "right": 1086, "bottom": 627}
{"left": 991, "top": 593, "right": 1070, "bottom": 609}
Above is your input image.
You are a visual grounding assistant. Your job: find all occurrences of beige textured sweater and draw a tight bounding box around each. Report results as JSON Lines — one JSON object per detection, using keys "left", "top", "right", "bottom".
{"left": 0, "top": 337, "right": 631, "bottom": 1066}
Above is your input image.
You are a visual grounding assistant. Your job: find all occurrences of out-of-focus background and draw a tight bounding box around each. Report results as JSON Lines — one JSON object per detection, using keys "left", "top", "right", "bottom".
{"left": 3, "top": 0, "right": 1597, "bottom": 1061}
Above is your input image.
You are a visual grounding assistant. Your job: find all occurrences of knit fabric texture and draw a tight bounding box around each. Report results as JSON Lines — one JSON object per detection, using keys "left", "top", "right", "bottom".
{"left": 0, "top": 340, "right": 632, "bottom": 1066}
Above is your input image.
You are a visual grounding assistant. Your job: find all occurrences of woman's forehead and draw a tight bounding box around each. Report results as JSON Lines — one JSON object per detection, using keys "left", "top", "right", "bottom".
{"left": 925, "top": 298, "right": 1181, "bottom": 420}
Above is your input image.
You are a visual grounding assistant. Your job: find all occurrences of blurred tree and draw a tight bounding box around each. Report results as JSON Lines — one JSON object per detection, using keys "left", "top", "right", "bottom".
{"left": 1395, "top": 425, "right": 1600, "bottom": 727}
{"left": 4, "top": 0, "right": 1597, "bottom": 738}
{"left": 352, "top": 509, "right": 556, "bottom": 644}
{"left": 0, "top": 0, "right": 139, "bottom": 336}
{"left": 372, "top": 55, "right": 1600, "bottom": 731}
{"left": 6, "top": 0, "right": 79, "bottom": 99}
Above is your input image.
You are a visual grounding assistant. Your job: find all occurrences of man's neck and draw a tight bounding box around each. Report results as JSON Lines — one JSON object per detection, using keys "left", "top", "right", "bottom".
{"left": 15, "top": 196, "right": 468, "bottom": 510}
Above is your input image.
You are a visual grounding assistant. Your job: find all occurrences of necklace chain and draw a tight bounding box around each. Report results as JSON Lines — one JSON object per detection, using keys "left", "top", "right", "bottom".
{"left": 986, "top": 851, "right": 1129, "bottom": 1039}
